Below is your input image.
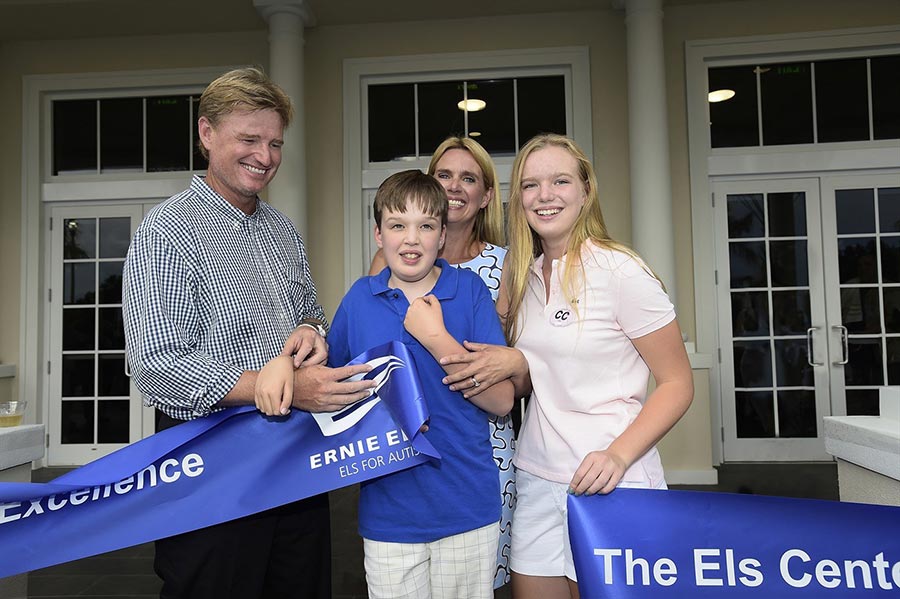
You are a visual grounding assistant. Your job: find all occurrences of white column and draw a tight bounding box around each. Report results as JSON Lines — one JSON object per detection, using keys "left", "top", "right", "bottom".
{"left": 621, "top": 0, "right": 677, "bottom": 303}
{"left": 253, "top": 0, "right": 315, "bottom": 235}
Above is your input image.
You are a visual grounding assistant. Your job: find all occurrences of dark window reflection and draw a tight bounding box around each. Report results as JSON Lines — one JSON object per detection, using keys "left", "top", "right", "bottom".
{"left": 815, "top": 59, "right": 869, "bottom": 143}
{"left": 147, "top": 96, "right": 190, "bottom": 172}
{"left": 62, "top": 355, "right": 94, "bottom": 397}
{"left": 733, "top": 340, "right": 773, "bottom": 388}
{"left": 736, "top": 391, "right": 775, "bottom": 438}
{"left": 838, "top": 238, "right": 877, "bottom": 284}
{"left": 760, "top": 62, "right": 813, "bottom": 146}
{"left": 467, "top": 79, "right": 515, "bottom": 156}
{"left": 98, "top": 262, "right": 124, "bottom": 305}
{"left": 727, "top": 194, "right": 765, "bottom": 238}
{"left": 771, "top": 290, "right": 810, "bottom": 335}
{"left": 887, "top": 338, "right": 900, "bottom": 385}
{"left": 845, "top": 389, "right": 879, "bottom": 416}
{"left": 63, "top": 308, "right": 95, "bottom": 351}
{"left": 845, "top": 338, "right": 884, "bottom": 386}
{"left": 517, "top": 76, "right": 567, "bottom": 150}
{"left": 881, "top": 237, "right": 900, "bottom": 283}
{"left": 98, "top": 355, "right": 129, "bottom": 397}
{"left": 98, "top": 308, "right": 125, "bottom": 350}
{"left": 729, "top": 241, "right": 767, "bottom": 288}
{"left": 708, "top": 65, "right": 759, "bottom": 148}
{"left": 98, "top": 400, "right": 130, "bottom": 443}
{"left": 99, "top": 218, "right": 132, "bottom": 259}
{"left": 64, "top": 263, "right": 96, "bottom": 305}
{"left": 100, "top": 98, "right": 143, "bottom": 171}
{"left": 774, "top": 339, "right": 813, "bottom": 387}
{"left": 419, "top": 81, "right": 465, "bottom": 158}
{"left": 769, "top": 240, "right": 808, "bottom": 287}
{"left": 368, "top": 83, "right": 415, "bottom": 162}
{"left": 767, "top": 192, "right": 806, "bottom": 237}
{"left": 871, "top": 55, "right": 900, "bottom": 140}
{"left": 841, "top": 287, "right": 881, "bottom": 334}
{"left": 61, "top": 400, "right": 94, "bottom": 444}
{"left": 878, "top": 187, "right": 900, "bottom": 233}
{"left": 731, "top": 291, "right": 769, "bottom": 337}
{"left": 64, "top": 219, "right": 97, "bottom": 259}
{"left": 777, "top": 391, "right": 817, "bottom": 438}
{"left": 53, "top": 100, "right": 97, "bottom": 175}
{"left": 835, "top": 188, "right": 875, "bottom": 235}
{"left": 884, "top": 288, "right": 900, "bottom": 334}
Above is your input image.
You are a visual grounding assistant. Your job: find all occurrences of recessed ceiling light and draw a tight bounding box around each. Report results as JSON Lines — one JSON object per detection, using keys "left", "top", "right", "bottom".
{"left": 457, "top": 99, "right": 486, "bottom": 112}
{"left": 469, "top": 131, "right": 482, "bottom": 137}
{"left": 708, "top": 89, "right": 736, "bottom": 103}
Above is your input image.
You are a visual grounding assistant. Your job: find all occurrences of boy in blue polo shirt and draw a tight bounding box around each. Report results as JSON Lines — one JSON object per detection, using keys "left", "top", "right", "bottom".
{"left": 328, "top": 170, "right": 514, "bottom": 598}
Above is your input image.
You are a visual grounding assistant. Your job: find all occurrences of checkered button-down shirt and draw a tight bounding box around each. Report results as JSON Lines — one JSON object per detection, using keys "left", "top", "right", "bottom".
{"left": 123, "top": 175, "right": 327, "bottom": 420}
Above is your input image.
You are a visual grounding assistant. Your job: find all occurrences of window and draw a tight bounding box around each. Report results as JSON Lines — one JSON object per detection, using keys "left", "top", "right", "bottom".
{"left": 52, "top": 94, "right": 207, "bottom": 175}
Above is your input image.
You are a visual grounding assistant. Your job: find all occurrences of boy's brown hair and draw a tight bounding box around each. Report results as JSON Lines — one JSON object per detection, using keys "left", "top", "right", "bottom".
{"left": 373, "top": 170, "right": 448, "bottom": 228}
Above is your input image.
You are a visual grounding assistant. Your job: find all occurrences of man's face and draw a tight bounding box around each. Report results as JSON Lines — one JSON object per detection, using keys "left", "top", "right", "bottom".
{"left": 198, "top": 107, "right": 284, "bottom": 212}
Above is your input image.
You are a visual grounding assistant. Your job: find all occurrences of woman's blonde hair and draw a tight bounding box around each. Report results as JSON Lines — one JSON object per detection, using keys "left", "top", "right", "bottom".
{"left": 427, "top": 136, "right": 505, "bottom": 247}
{"left": 504, "top": 133, "right": 655, "bottom": 343}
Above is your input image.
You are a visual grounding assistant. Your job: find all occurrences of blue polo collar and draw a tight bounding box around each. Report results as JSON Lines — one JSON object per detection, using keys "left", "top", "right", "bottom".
{"left": 369, "top": 258, "right": 458, "bottom": 301}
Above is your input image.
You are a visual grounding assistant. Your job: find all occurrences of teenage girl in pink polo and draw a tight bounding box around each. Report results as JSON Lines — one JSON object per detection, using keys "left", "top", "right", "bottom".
{"left": 441, "top": 133, "right": 694, "bottom": 599}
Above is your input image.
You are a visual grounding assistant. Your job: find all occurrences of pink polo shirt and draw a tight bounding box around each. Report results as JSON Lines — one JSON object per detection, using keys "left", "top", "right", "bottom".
{"left": 512, "top": 241, "right": 675, "bottom": 487}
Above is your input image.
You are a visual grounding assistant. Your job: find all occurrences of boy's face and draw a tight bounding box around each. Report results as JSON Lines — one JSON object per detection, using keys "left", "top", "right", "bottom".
{"left": 375, "top": 200, "right": 446, "bottom": 285}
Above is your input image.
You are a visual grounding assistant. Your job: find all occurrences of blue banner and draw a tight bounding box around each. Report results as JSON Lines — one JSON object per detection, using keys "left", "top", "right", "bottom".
{"left": 0, "top": 341, "right": 438, "bottom": 579}
{"left": 569, "top": 488, "right": 900, "bottom": 597}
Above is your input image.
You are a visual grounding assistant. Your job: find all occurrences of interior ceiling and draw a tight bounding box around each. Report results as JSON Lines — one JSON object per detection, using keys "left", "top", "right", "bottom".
{"left": 0, "top": 0, "right": 728, "bottom": 42}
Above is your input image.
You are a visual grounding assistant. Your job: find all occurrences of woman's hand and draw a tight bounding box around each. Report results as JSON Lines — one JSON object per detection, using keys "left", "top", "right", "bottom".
{"left": 439, "top": 341, "right": 529, "bottom": 398}
{"left": 569, "top": 449, "right": 628, "bottom": 496}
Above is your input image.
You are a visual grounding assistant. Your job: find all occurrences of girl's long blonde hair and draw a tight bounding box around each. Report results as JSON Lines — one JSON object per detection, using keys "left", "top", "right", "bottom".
{"left": 503, "top": 133, "right": 656, "bottom": 344}
{"left": 427, "top": 136, "right": 505, "bottom": 247}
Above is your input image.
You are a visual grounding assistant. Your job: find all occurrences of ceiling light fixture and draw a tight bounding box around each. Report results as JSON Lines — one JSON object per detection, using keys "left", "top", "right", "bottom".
{"left": 708, "top": 89, "right": 736, "bottom": 103}
{"left": 457, "top": 99, "right": 486, "bottom": 112}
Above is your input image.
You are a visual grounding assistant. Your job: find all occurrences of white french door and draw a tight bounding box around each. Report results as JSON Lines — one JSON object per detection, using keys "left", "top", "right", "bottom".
{"left": 715, "top": 172, "right": 900, "bottom": 461}
{"left": 47, "top": 203, "right": 147, "bottom": 465}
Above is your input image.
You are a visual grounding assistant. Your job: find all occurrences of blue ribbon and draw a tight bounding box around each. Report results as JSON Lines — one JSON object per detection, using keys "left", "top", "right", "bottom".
{"left": 0, "top": 341, "right": 438, "bottom": 578}
{"left": 568, "top": 488, "right": 900, "bottom": 597}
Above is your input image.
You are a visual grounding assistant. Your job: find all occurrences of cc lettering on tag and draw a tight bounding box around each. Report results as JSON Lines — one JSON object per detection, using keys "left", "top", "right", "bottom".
{"left": 552, "top": 309, "right": 572, "bottom": 326}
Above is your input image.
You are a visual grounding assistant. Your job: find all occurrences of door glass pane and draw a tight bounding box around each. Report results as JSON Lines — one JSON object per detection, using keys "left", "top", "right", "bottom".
{"left": 147, "top": 96, "right": 190, "bottom": 172}
{"left": 729, "top": 241, "right": 767, "bottom": 288}
{"left": 467, "top": 79, "right": 515, "bottom": 156}
{"left": 842, "top": 287, "right": 881, "bottom": 334}
{"left": 731, "top": 291, "right": 769, "bottom": 336}
{"left": 774, "top": 339, "right": 813, "bottom": 387}
{"left": 736, "top": 391, "right": 775, "bottom": 438}
{"left": 62, "top": 355, "right": 95, "bottom": 397}
{"left": 63, "top": 308, "right": 95, "bottom": 351}
{"left": 771, "top": 290, "right": 810, "bottom": 335}
{"left": 367, "top": 83, "right": 415, "bottom": 162}
{"left": 845, "top": 389, "right": 880, "bottom": 416}
{"left": 98, "top": 355, "right": 129, "bottom": 397}
{"left": 99, "top": 217, "right": 132, "bottom": 258}
{"left": 98, "top": 308, "right": 125, "bottom": 350}
{"left": 760, "top": 62, "right": 813, "bottom": 146}
{"left": 98, "top": 261, "right": 124, "bottom": 304}
{"left": 844, "top": 339, "right": 884, "bottom": 386}
{"left": 887, "top": 338, "right": 900, "bottom": 386}
{"left": 879, "top": 187, "right": 900, "bottom": 233}
{"left": 61, "top": 400, "right": 94, "bottom": 444}
{"left": 64, "top": 219, "right": 97, "bottom": 259}
{"left": 708, "top": 65, "right": 759, "bottom": 148}
{"left": 871, "top": 55, "right": 900, "bottom": 140}
{"left": 98, "top": 400, "right": 130, "bottom": 443}
{"left": 53, "top": 100, "right": 97, "bottom": 175}
{"left": 517, "top": 76, "right": 567, "bottom": 150}
{"left": 727, "top": 194, "right": 764, "bottom": 238}
{"left": 418, "top": 81, "right": 465, "bottom": 157}
{"left": 814, "top": 58, "right": 869, "bottom": 143}
{"left": 884, "top": 288, "right": 900, "bottom": 334}
{"left": 63, "top": 263, "right": 96, "bottom": 304}
{"left": 835, "top": 188, "right": 875, "bottom": 234}
{"left": 733, "top": 340, "right": 772, "bottom": 387}
{"left": 100, "top": 98, "right": 143, "bottom": 172}
{"left": 838, "top": 238, "right": 877, "bottom": 284}
{"left": 767, "top": 192, "right": 806, "bottom": 237}
{"left": 881, "top": 237, "right": 900, "bottom": 283}
{"left": 777, "top": 390, "right": 817, "bottom": 437}
{"left": 770, "top": 240, "right": 808, "bottom": 287}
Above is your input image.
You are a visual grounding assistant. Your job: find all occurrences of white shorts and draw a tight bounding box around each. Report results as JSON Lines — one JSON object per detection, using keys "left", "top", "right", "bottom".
{"left": 508, "top": 469, "right": 577, "bottom": 581}
{"left": 363, "top": 523, "right": 498, "bottom": 599}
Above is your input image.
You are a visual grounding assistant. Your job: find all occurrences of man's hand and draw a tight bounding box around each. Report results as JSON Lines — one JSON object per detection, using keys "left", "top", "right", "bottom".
{"left": 281, "top": 325, "right": 328, "bottom": 368}
{"left": 291, "top": 363, "right": 377, "bottom": 412}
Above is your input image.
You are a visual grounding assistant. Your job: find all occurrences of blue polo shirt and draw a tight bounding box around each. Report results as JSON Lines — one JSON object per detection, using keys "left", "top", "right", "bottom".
{"left": 327, "top": 259, "right": 504, "bottom": 543}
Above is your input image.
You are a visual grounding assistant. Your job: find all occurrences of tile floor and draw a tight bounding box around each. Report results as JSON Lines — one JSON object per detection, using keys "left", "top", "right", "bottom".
{"left": 16, "top": 463, "right": 839, "bottom": 598}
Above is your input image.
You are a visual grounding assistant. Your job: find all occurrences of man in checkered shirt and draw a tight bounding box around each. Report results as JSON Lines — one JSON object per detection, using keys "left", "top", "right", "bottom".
{"left": 122, "top": 67, "right": 375, "bottom": 599}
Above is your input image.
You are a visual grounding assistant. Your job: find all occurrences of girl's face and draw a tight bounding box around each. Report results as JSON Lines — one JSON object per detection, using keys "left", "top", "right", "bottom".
{"left": 519, "top": 145, "right": 586, "bottom": 253}
{"left": 432, "top": 149, "right": 492, "bottom": 228}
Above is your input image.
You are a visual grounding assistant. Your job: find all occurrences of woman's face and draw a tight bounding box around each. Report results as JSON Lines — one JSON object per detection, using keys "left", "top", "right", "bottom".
{"left": 432, "top": 148, "right": 492, "bottom": 228}
{"left": 519, "top": 145, "right": 586, "bottom": 252}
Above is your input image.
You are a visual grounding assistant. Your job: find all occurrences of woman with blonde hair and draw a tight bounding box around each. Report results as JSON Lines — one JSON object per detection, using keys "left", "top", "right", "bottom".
{"left": 369, "top": 136, "right": 515, "bottom": 590}
{"left": 442, "top": 133, "right": 693, "bottom": 598}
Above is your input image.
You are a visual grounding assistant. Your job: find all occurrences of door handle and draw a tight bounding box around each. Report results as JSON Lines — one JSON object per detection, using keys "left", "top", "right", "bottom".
{"left": 806, "top": 327, "right": 824, "bottom": 367}
{"left": 832, "top": 325, "right": 849, "bottom": 365}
